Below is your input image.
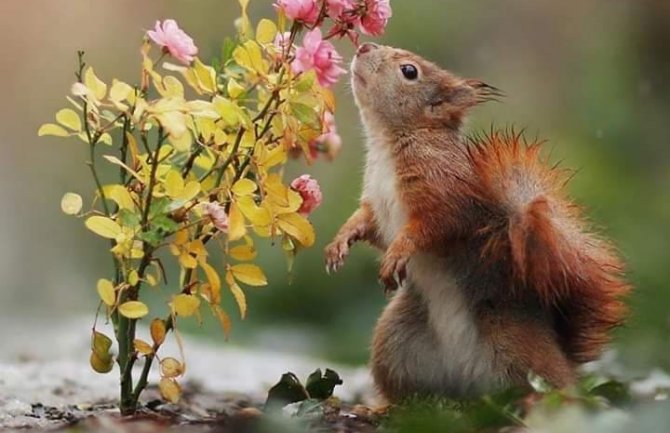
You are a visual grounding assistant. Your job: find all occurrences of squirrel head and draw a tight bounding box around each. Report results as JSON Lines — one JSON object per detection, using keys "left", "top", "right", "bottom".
{"left": 351, "top": 43, "right": 501, "bottom": 132}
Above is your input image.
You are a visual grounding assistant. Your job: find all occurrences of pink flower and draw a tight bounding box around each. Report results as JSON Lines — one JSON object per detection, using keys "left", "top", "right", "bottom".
{"left": 274, "top": 0, "right": 320, "bottom": 25}
{"left": 147, "top": 19, "right": 198, "bottom": 65}
{"left": 290, "top": 175, "right": 323, "bottom": 216}
{"left": 326, "top": 0, "right": 357, "bottom": 21}
{"left": 359, "top": 0, "right": 392, "bottom": 36}
{"left": 273, "top": 31, "right": 293, "bottom": 59}
{"left": 203, "top": 202, "right": 229, "bottom": 232}
{"left": 292, "top": 29, "right": 346, "bottom": 87}
{"left": 314, "top": 111, "right": 342, "bottom": 159}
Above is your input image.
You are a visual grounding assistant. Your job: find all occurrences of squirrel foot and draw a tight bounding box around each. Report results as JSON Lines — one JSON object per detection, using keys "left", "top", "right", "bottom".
{"left": 324, "top": 238, "right": 350, "bottom": 274}
{"left": 379, "top": 250, "right": 409, "bottom": 293}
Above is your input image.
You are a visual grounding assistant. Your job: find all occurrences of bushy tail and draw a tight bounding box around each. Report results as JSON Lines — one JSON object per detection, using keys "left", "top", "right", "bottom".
{"left": 466, "top": 130, "right": 631, "bottom": 363}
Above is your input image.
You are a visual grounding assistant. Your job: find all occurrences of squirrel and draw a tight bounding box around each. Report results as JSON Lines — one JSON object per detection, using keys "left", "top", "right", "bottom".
{"left": 324, "top": 43, "right": 631, "bottom": 402}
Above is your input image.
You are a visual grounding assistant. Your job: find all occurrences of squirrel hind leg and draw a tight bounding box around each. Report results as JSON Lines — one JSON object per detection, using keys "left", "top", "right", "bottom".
{"left": 476, "top": 305, "right": 576, "bottom": 389}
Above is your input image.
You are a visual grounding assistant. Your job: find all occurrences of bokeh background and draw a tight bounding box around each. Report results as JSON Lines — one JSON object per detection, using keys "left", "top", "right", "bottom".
{"left": 1, "top": 0, "right": 668, "bottom": 376}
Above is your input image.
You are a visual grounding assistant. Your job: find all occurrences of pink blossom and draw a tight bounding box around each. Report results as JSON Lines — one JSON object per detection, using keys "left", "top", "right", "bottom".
{"left": 292, "top": 29, "right": 346, "bottom": 87}
{"left": 203, "top": 202, "right": 229, "bottom": 232}
{"left": 273, "top": 31, "right": 293, "bottom": 59}
{"left": 309, "top": 111, "right": 342, "bottom": 159}
{"left": 290, "top": 175, "right": 323, "bottom": 216}
{"left": 147, "top": 19, "right": 198, "bottom": 65}
{"left": 326, "top": 0, "right": 357, "bottom": 21}
{"left": 359, "top": 0, "right": 392, "bottom": 36}
{"left": 274, "top": 0, "right": 320, "bottom": 25}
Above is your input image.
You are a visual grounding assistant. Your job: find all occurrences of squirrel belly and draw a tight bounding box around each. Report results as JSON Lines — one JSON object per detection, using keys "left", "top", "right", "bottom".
{"left": 363, "top": 130, "right": 504, "bottom": 398}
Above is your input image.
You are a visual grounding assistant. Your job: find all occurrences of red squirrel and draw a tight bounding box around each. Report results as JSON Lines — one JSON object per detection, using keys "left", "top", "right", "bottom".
{"left": 324, "top": 43, "right": 631, "bottom": 401}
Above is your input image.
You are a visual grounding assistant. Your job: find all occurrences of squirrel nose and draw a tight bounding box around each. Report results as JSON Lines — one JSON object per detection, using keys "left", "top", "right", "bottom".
{"left": 357, "top": 42, "right": 379, "bottom": 56}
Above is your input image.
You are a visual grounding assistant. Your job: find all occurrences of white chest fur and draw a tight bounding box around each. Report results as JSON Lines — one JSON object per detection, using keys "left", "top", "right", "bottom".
{"left": 362, "top": 138, "right": 407, "bottom": 247}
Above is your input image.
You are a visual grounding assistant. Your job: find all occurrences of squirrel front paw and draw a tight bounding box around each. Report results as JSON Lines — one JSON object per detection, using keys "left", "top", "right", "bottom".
{"left": 324, "top": 238, "right": 351, "bottom": 274}
{"left": 379, "top": 251, "right": 409, "bottom": 293}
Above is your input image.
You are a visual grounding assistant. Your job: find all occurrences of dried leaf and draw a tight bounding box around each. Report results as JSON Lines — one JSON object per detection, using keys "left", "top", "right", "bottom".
{"left": 134, "top": 339, "right": 154, "bottom": 355}
{"left": 230, "top": 264, "right": 267, "bottom": 286}
{"left": 159, "top": 378, "right": 182, "bottom": 403}
{"left": 171, "top": 294, "right": 201, "bottom": 317}
{"left": 150, "top": 318, "right": 167, "bottom": 346}
{"left": 160, "top": 357, "right": 184, "bottom": 378}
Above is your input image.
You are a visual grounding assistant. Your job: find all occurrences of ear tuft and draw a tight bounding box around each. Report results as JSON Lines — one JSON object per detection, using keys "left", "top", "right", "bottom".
{"left": 465, "top": 79, "right": 505, "bottom": 104}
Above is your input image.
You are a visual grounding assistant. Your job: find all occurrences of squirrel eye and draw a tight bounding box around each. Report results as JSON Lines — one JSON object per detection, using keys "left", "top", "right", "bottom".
{"left": 400, "top": 64, "right": 419, "bottom": 80}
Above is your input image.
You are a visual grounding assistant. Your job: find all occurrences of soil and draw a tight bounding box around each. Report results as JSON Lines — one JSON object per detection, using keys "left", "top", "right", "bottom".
{"left": 0, "top": 315, "right": 376, "bottom": 432}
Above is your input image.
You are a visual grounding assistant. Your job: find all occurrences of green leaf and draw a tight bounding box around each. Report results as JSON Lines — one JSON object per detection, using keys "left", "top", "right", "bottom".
{"left": 117, "top": 209, "right": 140, "bottom": 228}
{"left": 290, "top": 102, "right": 320, "bottom": 129}
{"left": 55, "top": 108, "right": 82, "bottom": 131}
{"left": 38, "top": 123, "right": 69, "bottom": 137}
{"left": 265, "top": 372, "right": 309, "bottom": 409}
{"left": 305, "top": 368, "right": 343, "bottom": 400}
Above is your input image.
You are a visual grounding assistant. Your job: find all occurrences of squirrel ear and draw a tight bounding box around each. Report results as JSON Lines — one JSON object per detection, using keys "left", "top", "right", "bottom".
{"left": 464, "top": 79, "right": 505, "bottom": 105}
{"left": 426, "top": 79, "right": 502, "bottom": 127}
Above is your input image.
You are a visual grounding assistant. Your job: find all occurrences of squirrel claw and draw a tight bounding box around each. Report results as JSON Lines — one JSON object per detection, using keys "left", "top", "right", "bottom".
{"left": 324, "top": 238, "right": 350, "bottom": 274}
{"left": 379, "top": 252, "right": 409, "bottom": 293}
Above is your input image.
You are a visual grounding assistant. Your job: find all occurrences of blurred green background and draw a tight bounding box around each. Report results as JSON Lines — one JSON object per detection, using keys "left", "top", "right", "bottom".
{"left": 1, "top": 0, "right": 668, "bottom": 374}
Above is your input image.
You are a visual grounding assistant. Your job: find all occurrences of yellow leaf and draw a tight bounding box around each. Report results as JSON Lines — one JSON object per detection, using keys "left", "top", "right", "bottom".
{"left": 128, "top": 270, "right": 139, "bottom": 286}
{"left": 102, "top": 155, "right": 143, "bottom": 182}
{"left": 161, "top": 76, "right": 184, "bottom": 98}
{"left": 134, "top": 339, "right": 154, "bottom": 355}
{"left": 200, "top": 261, "right": 221, "bottom": 304}
{"left": 92, "top": 331, "right": 113, "bottom": 354}
{"left": 56, "top": 108, "right": 81, "bottom": 131}
{"left": 233, "top": 40, "right": 266, "bottom": 74}
{"left": 90, "top": 350, "right": 114, "bottom": 374}
{"left": 227, "top": 78, "right": 245, "bottom": 99}
{"left": 109, "top": 79, "right": 133, "bottom": 104}
{"left": 155, "top": 110, "right": 188, "bottom": 138}
{"left": 230, "top": 264, "right": 267, "bottom": 286}
{"left": 227, "top": 275, "right": 247, "bottom": 319}
{"left": 160, "top": 357, "right": 184, "bottom": 378}
{"left": 96, "top": 279, "right": 116, "bottom": 306}
{"left": 164, "top": 170, "right": 184, "bottom": 198}
{"left": 159, "top": 378, "right": 182, "bottom": 403}
{"left": 85, "top": 216, "right": 122, "bottom": 239}
{"left": 277, "top": 213, "right": 315, "bottom": 247}
{"left": 171, "top": 131, "right": 192, "bottom": 152}
{"left": 38, "top": 123, "right": 69, "bottom": 137}
{"left": 256, "top": 19, "right": 277, "bottom": 44}
{"left": 98, "top": 133, "right": 113, "bottom": 146}
{"left": 171, "top": 294, "right": 201, "bottom": 317}
{"left": 84, "top": 67, "right": 107, "bottom": 100}
{"left": 229, "top": 244, "right": 257, "bottom": 261}
{"left": 192, "top": 58, "right": 217, "bottom": 94}
{"left": 150, "top": 318, "right": 167, "bottom": 346}
{"left": 102, "top": 185, "right": 134, "bottom": 211}
{"left": 231, "top": 178, "right": 257, "bottom": 196}
{"left": 61, "top": 192, "right": 83, "bottom": 215}
{"left": 118, "top": 301, "right": 149, "bottom": 319}
{"left": 214, "top": 305, "right": 232, "bottom": 338}
{"left": 213, "top": 96, "right": 244, "bottom": 126}
{"left": 227, "top": 202, "right": 246, "bottom": 241}
{"left": 237, "top": 196, "right": 271, "bottom": 226}
{"left": 177, "top": 181, "right": 201, "bottom": 202}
